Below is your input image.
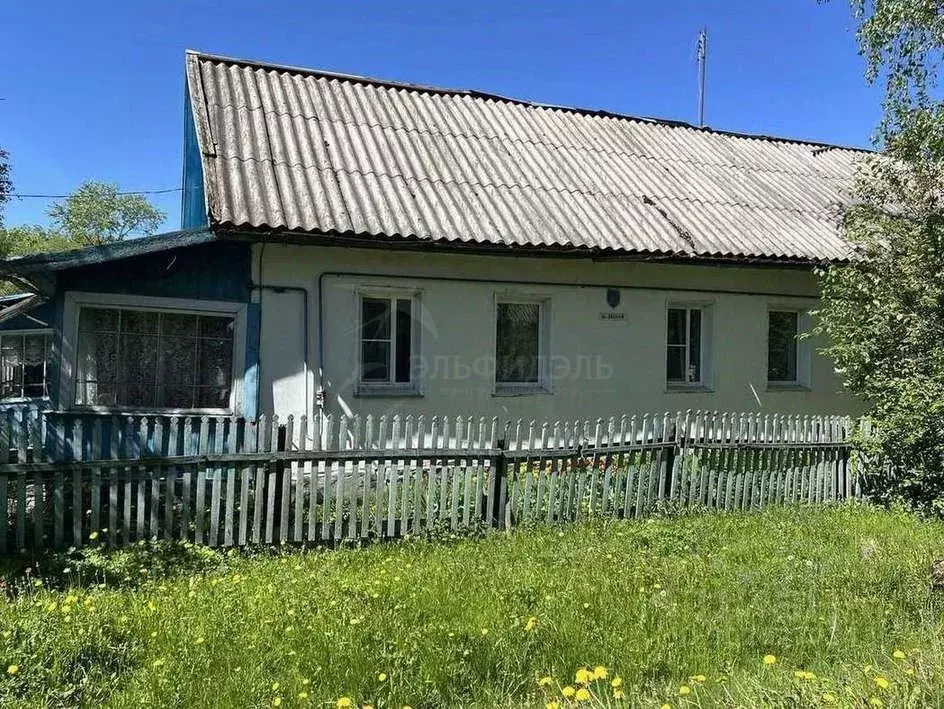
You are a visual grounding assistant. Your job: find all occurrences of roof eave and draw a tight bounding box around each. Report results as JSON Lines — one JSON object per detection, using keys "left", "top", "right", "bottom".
{"left": 216, "top": 225, "right": 835, "bottom": 269}
{"left": 0, "top": 228, "right": 218, "bottom": 275}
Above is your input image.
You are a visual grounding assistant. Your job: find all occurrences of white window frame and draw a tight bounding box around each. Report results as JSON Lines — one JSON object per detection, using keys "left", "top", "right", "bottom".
{"left": 665, "top": 301, "right": 713, "bottom": 391}
{"left": 0, "top": 328, "right": 55, "bottom": 403}
{"left": 493, "top": 295, "right": 552, "bottom": 396}
{"left": 766, "top": 306, "right": 812, "bottom": 390}
{"left": 61, "top": 292, "right": 247, "bottom": 414}
{"left": 355, "top": 288, "right": 422, "bottom": 397}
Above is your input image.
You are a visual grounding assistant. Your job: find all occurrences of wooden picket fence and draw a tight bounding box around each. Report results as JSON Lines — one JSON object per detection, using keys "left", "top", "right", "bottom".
{"left": 0, "top": 408, "right": 860, "bottom": 554}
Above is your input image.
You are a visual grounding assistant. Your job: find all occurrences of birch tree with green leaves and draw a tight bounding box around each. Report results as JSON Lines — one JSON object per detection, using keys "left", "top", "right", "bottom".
{"left": 815, "top": 1, "right": 944, "bottom": 511}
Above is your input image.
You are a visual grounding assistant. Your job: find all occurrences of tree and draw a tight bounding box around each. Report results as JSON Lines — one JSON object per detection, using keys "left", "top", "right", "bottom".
{"left": 47, "top": 180, "right": 164, "bottom": 246}
{"left": 814, "top": 1, "right": 944, "bottom": 511}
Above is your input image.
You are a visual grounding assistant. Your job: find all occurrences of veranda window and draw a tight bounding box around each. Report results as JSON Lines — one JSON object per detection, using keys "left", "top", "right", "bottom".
{"left": 0, "top": 332, "right": 52, "bottom": 400}
{"left": 75, "top": 306, "right": 235, "bottom": 409}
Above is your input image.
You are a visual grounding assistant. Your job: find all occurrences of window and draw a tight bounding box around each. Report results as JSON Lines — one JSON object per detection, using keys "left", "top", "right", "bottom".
{"left": 75, "top": 307, "right": 235, "bottom": 409}
{"left": 666, "top": 307, "right": 703, "bottom": 385}
{"left": 496, "top": 300, "right": 546, "bottom": 390}
{"left": 768, "top": 310, "right": 799, "bottom": 384}
{"left": 0, "top": 332, "right": 52, "bottom": 400}
{"left": 359, "top": 295, "right": 414, "bottom": 387}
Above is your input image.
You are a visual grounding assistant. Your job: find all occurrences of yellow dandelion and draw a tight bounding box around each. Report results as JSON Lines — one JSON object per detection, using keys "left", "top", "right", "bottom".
{"left": 6, "top": 664, "right": 19, "bottom": 675}
{"left": 868, "top": 698, "right": 884, "bottom": 708}
{"left": 481, "top": 628, "right": 489, "bottom": 636}
{"left": 272, "top": 699, "right": 282, "bottom": 708}
{"left": 893, "top": 649, "right": 906, "bottom": 660}
{"left": 822, "top": 693, "right": 838, "bottom": 704}
{"left": 679, "top": 685, "right": 691, "bottom": 696}
{"left": 272, "top": 682, "right": 280, "bottom": 691}
{"left": 538, "top": 676, "right": 554, "bottom": 687}
{"left": 336, "top": 699, "right": 353, "bottom": 709}
{"left": 562, "top": 686, "right": 576, "bottom": 698}
{"left": 660, "top": 705, "right": 672, "bottom": 709}
{"left": 611, "top": 677, "right": 623, "bottom": 688}
{"left": 593, "top": 666, "right": 608, "bottom": 680}
{"left": 575, "top": 668, "right": 592, "bottom": 685}
{"left": 691, "top": 674, "right": 706, "bottom": 683}
{"left": 194, "top": 637, "right": 205, "bottom": 645}
{"left": 298, "top": 693, "right": 309, "bottom": 700}
{"left": 45, "top": 602, "right": 57, "bottom": 612}
{"left": 874, "top": 677, "right": 889, "bottom": 690}
{"left": 613, "top": 688, "right": 625, "bottom": 699}
{"left": 763, "top": 654, "right": 777, "bottom": 665}
{"left": 546, "top": 702, "right": 560, "bottom": 709}
{"left": 378, "top": 673, "right": 387, "bottom": 682}
{"left": 575, "top": 687, "right": 591, "bottom": 702}
{"left": 525, "top": 616, "right": 538, "bottom": 632}
{"left": 794, "top": 670, "right": 816, "bottom": 680}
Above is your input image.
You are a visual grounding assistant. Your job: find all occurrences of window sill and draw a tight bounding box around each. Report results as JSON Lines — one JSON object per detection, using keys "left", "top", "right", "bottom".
{"left": 492, "top": 385, "right": 552, "bottom": 397}
{"left": 766, "top": 383, "right": 811, "bottom": 392}
{"left": 69, "top": 405, "right": 236, "bottom": 416}
{"left": 665, "top": 383, "right": 714, "bottom": 394}
{"left": 354, "top": 386, "right": 423, "bottom": 399}
{"left": 0, "top": 397, "right": 50, "bottom": 405}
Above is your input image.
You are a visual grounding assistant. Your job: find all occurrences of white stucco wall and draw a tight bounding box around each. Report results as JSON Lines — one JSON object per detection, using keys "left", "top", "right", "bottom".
{"left": 254, "top": 242, "right": 859, "bottom": 421}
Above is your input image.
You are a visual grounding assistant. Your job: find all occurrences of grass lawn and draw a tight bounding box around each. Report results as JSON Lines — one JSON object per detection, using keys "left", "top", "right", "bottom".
{"left": 1, "top": 504, "right": 943, "bottom": 707}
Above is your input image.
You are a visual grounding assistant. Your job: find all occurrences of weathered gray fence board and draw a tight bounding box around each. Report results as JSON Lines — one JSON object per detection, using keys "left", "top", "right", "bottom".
{"left": 0, "top": 409, "right": 862, "bottom": 553}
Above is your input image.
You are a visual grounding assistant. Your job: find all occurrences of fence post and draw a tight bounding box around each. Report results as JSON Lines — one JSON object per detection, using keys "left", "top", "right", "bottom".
{"left": 662, "top": 416, "right": 678, "bottom": 498}
{"left": 489, "top": 438, "right": 506, "bottom": 528}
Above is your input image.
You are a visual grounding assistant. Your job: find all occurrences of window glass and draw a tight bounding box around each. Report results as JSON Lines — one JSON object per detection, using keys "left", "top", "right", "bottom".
{"left": 496, "top": 302, "right": 541, "bottom": 384}
{"left": 688, "top": 309, "right": 702, "bottom": 383}
{"left": 768, "top": 311, "right": 799, "bottom": 382}
{"left": 0, "top": 333, "right": 52, "bottom": 400}
{"left": 395, "top": 299, "right": 412, "bottom": 383}
{"left": 75, "top": 307, "right": 235, "bottom": 409}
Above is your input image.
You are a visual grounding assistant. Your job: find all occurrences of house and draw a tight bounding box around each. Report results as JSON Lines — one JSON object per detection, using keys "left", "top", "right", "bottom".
{"left": 0, "top": 51, "right": 865, "bottom": 424}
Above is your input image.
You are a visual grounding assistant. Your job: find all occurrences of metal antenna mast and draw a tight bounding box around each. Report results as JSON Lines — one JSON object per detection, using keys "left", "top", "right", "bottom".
{"left": 696, "top": 27, "right": 708, "bottom": 127}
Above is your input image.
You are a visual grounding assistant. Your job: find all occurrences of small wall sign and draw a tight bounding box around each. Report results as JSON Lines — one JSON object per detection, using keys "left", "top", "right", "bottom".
{"left": 599, "top": 312, "right": 627, "bottom": 321}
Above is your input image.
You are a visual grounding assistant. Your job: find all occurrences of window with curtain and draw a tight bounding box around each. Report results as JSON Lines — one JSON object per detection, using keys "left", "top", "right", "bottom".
{"left": 75, "top": 306, "right": 235, "bottom": 409}
{"left": 496, "top": 301, "right": 543, "bottom": 387}
{"left": 0, "top": 332, "right": 52, "bottom": 400}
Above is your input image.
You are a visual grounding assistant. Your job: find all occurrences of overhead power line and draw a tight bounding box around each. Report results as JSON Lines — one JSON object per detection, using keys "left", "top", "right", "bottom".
{"left": 11, "top": 187, "right": 184, "bottom": 199}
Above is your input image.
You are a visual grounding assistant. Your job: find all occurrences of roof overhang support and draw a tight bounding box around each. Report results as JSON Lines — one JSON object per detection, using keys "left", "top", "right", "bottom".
{"left": 0, "top": 293, "right": 48, "bottom": 325}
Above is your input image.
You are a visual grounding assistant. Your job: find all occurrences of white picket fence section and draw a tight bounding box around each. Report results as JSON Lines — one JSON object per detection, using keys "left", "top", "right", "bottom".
{"left": 0, "top": 408, "right": 860, "bottom": 554}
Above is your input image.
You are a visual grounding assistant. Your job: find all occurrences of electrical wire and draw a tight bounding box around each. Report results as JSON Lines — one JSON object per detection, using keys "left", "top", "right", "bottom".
{"left": 11, "top": 187, "right": 185, "bottom": 199}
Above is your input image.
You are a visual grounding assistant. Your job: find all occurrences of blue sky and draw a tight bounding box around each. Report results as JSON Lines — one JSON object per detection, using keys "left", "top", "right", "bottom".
{"left": 1, "top": 0, "right": 879, "bottom": 232}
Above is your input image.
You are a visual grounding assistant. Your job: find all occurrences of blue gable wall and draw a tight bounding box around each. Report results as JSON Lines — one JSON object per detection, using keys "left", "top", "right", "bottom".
{"left": 181, "top": 91, "right": 208, "bottom": 230}
{"left": 47, "top": 240, "right": 258, "bottom": 416}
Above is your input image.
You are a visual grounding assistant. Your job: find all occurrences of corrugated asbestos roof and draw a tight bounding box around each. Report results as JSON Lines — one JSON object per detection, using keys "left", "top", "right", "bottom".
{"left": 186, "top": 50, "right": 866, "bottom": 262}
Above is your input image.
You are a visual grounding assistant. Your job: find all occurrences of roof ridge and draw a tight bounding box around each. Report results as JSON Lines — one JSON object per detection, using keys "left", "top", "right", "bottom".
{"left": 186, "top": 49, "right": 873, "bottom": 154}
